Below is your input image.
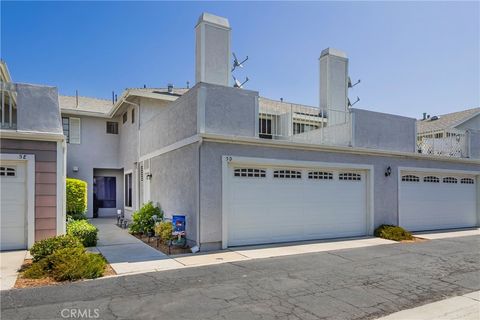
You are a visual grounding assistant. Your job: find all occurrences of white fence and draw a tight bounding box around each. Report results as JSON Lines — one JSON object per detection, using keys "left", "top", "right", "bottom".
{"left": 416, "top": 130, "right": 469, "bottom": 158}
{"left": 258, "top": 101, "right": 351, "bottom": 146}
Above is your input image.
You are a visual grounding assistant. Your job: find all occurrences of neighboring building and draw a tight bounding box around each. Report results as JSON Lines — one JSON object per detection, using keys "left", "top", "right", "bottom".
{"left": 2, "top": 13, "right": 479, "bottom": 252}
{"left": 0, "top": 61, "right": 66, "bottom": 250}
{"left": 416, "top": 108, "right": 480, "bottom": 158}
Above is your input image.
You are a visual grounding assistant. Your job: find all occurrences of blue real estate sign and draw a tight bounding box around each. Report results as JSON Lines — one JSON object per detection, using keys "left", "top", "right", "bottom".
{"left": 172, "top": 215, "right": 186, "bottom": 236}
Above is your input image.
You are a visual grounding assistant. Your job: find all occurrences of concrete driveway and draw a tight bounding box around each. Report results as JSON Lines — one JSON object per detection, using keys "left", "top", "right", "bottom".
{"left": 1, "top": 234, "right": 478, "bottom": 320}
{"left": 0, "top": 250, "right": 27, "bottom": 291}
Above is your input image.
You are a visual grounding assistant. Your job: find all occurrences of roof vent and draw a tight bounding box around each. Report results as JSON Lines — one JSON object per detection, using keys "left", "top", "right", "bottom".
{"left": 167, "top": 84, "right": 174, "bottom": 93}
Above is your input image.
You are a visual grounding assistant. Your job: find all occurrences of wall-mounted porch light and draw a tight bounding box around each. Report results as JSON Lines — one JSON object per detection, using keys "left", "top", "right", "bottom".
{"left": 385, "top": 166, "right": 392, "bottom": 177}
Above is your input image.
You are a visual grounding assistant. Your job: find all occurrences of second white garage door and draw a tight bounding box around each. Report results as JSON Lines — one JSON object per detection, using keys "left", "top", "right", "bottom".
{"left": 225, "top": 165, "right": 368, "bottom": 247}
{"left": 399, "top": 172, "right": 478, "bottom": 231}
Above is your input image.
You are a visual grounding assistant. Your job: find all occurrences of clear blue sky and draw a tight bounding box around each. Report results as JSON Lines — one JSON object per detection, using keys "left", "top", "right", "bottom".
{"left": 2, "top": 1, "right": 479, "bottom": 118}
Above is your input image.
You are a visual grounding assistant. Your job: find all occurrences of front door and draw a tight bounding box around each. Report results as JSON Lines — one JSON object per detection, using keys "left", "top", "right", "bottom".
{"left": 93, "top": 176, "right": 116, "bottom": 217}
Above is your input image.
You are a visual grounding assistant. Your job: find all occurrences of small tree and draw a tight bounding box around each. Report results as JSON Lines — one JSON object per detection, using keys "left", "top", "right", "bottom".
{"left": 66, "top": 178, "right": 87, "bottom": 220}
{"left": 129, "top": 202, "right": 163, "bottom": 234}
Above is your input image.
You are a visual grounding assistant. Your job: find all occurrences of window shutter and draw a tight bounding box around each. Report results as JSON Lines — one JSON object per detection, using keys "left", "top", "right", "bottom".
{"left": 69, "top": 117, "right": 81, "bottom": 144}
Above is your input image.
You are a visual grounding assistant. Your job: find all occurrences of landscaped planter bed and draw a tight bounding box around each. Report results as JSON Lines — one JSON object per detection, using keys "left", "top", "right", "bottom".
{"left": 14, "top": 258, "right": 116, "bottom": 289}
{"left": 134, "top": 234, "right": 191, "bottom": 255}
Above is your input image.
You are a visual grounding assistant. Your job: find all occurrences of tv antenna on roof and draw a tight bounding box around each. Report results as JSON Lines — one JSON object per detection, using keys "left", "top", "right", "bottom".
{"left": 348, "top": 77, "right": 361, "bottom": 88}
{"left": 348, "top": 97, "right": 360, "bottom": 107}
{"left": 233, "top": 75, "right": 249, "bottom": 88}
{"left": 232, "top": 52, "right": 249, "bottom": 72}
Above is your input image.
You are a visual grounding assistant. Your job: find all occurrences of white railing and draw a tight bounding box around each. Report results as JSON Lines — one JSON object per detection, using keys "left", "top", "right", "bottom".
{"left": 0, "top": 81, "right": 17, "bottom": 129}
{"left": 416, "top": 130, "right": 469, "bottom": 158}
{"left": 258, "top": 102, "right": 351, "bottom": 146}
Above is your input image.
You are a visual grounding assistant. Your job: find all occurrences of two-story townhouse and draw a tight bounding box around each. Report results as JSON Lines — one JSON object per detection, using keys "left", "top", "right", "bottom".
{"left": 56, "top": 13, "right": 479, "bottom": 252}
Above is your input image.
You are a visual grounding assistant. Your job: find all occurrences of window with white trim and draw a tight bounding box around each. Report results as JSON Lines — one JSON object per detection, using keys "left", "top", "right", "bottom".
{"left": 308, "top": 171, "right": 333, "bottom": 180}
{"left": 442, "top": 177, "right": 458, "bottom": 184}
{"left": 68, "top": 117, "right": 81, "bottom": 144}
{"left": 460, "top": 178, "right": 475, "bottom": 184}
{"left": 0, "top": 166, "right": 16, "bottom": 177}
{"left": 62, "top": 117, "right": 70, "bottom": 142}
{"left": 402, "top": 175, "right": 420, "bottom": 182}
{"left": 273, "top": 170, "right": 302, "bottom": 179}
{"left": 234, "top": 168, "right": 266, "bottom": 178}
{"left": 424, "top": 176, "right": 439, "bottom": 183}
{"left": 124, "top": 173, "right": 132, "bottom": 207}
{"left": 339, "top": 173, "right": 361, "bottom": 181}
{"left": 106, "top": 121, "right": 118, "bottom": 134}
{"left": 122, "top": 112, "right": 127, "bottom": 124}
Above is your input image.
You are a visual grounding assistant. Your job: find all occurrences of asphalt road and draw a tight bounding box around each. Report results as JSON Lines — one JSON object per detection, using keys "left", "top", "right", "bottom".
{"left": 1, "top": 235, "right": 479, "bottom": 320}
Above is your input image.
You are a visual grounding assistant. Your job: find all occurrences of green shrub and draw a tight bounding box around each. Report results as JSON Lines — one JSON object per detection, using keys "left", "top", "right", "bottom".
{"left": 67, "top": 212, "right": 87, "bottom": 221}
{"left": 23, "top": 259, "right": 49, "bottom": 279}
{"left": 129, "top": 202, "right": 163, "bottom": 234}
{"left": 374, "top": 225, "right": 413, "bottom": 241}
{"left": 24, "top": 248, "right": 106, "bottom": 281}
{"left": 30, "top": 235, "right": 83, "bottom": 262}
{"left": 67, "top": 220, "right": 98, "bottom": 247}
{"left": 49, "top": 248, "right": 106, "bottom": 281}
{"left": 155, "top": 221, "right": 173, "bottom": 242}
{"left": 66, "top": 178, "right": 87, "bottom": 218}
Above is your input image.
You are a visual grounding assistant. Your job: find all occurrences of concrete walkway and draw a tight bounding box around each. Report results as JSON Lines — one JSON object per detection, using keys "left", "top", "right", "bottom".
{"left": 0, "top": 250, "right": 27, "bottom": 291}
{"left": 92, "top": 218, "right": 183, "bottom": 275}
{"left": 376, "top": 291, "right": 480, "bottom": 320}
{"left": 93, "top": 218, "right": 395, "bottom": 274}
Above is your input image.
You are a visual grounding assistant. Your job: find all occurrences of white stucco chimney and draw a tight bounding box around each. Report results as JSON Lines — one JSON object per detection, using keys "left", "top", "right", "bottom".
{"left": 195, "top": 13, "right": 231, "bottom": 86}
{"left": 319, "top": 48, "right": 348, "bottom": 125}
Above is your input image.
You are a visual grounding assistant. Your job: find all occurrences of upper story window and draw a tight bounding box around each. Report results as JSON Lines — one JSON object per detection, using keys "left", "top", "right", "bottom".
{"left": 424, "top": 176, "right": 440, "bottom": 183}
{"left": 234, "top": 168, "right": 266, "bottom": 178}
{"left": 106, "top": 121, "right": 118, "bottom": 134}
{"left": 308, "top": 171, "right": 333, "bottom": 180}
{"left": 259, "top": 118, "right": 272, "bottom": 139}
{"left": 273, "top": 170, "right": 302, "bottom": 179}
{"left": 293, "top": 122, "right": 319, "bottom": 135}
{"left": 339, "top": 173, "right": 362, "bottom": 181}
{"left": 461, "top": 178, "right": 475, "bottom": 185}
{"left": 442, "top": 177, "right": 458, "bottom": 184}
{"left": 122, "top": 112, "right": 127, "bottom": 124}
{"left": 62, "top": 117, "right": 81, "bottom": 144}
{"left": 131, "top": 108, "right": 135, "bottom": 124}
{"left": 124, "top": 172, "right": 132, "bottom": 208}
{"left": 402, "top": 175, "right": 420, "bottom": 182}
{"left": 62, "top": 117, "right": 70, "bottom": 143}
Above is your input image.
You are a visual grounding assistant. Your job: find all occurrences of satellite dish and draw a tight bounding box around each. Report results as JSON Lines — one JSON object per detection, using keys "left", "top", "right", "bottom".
{"left": 232, "top": 52, "right": 249, "bottom": 72}
{"left": 233, "top": 75, "right": 249, "bottom": 88}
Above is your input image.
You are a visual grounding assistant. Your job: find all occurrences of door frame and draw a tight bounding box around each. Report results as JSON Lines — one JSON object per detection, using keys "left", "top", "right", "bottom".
{"left": 397, "top": 166, "right": 480, "bottom": 228}
{"left": 221, "top": 156, "right": 375, "bottom": 249}
{"left": 0, "top": 153, "right": 35, "bottom": 248}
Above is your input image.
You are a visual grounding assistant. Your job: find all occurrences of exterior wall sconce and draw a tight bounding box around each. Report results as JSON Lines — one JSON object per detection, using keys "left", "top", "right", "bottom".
{"left": 146, "top": 173, "right": 153, "bottom": 180}
{"left": 72, "top": 166, "right": 79, "bottom": 172}
{"left": 385, "top": 166, "right": 392, "bottom": 177}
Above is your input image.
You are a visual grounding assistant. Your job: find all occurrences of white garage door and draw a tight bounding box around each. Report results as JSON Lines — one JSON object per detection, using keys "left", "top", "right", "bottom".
{"left": 399, "top": 172, "right": 477, "bottom": 231}
{"left": 0, "top": 162, "right": 27, "bottom": 250}
{"left": 225, "top": 166, "right": 368, "bottom": 246}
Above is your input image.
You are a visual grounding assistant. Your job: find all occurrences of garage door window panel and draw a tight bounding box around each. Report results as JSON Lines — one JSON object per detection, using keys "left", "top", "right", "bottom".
{"left": 273, "top": 170, "right": 302, "bottom": 179}
{"left": 308, "top": 171, "right": 333, "bottom": 180}
{"left": 234, "top": 168, "right": 266, "bottom": 178}
{"left": 0, "top": 166, "right": 16, "bottom": 177}
{"left": 442, "top": 177, "right": 458, "bottom": 184}
{"left": 461, "top": 178, "right": 475, "bottom": 184}
{"left": 424, "top": 176, "right": 440, "bottom": 183}
{"left": 402, "top": 175, "right": 419, "bottom": 182}
{"left": 339, "top": 173, "right": 362, "bottom": 181}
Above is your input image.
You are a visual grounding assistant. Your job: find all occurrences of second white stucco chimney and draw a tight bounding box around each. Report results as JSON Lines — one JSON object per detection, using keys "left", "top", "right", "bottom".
{"left": 319, "top": 48, "right": 348, "bottom": 125}
{"left": 195, "top": 13, "right": 231, "bottom": 86}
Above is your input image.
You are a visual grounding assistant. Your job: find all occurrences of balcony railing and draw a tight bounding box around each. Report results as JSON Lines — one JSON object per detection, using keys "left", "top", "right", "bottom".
{"left": 0, "top": 81, "right": 17, "bottom": 130}
{"left": 258, "top": 102, "right": 352, "bottom": 147}
{"left": 416, "top": 130, "right": 469, "bottom": 158}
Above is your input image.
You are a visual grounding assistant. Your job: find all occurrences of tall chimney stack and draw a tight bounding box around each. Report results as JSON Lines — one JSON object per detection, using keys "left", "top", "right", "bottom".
{"left": 319, "top": 48, "right": 349, "bottom": 126}
{"left": 195, "top": 13, "right": 231, "bottom": 87}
